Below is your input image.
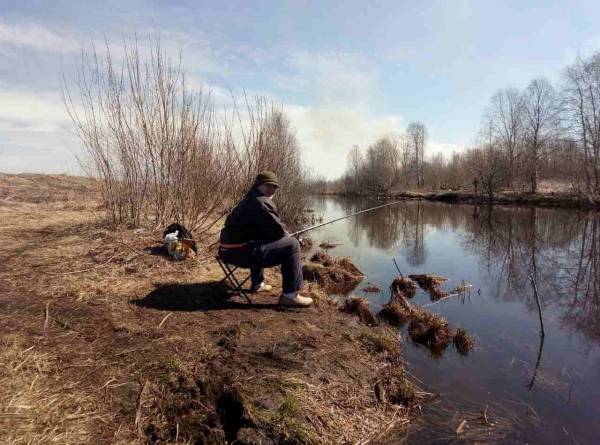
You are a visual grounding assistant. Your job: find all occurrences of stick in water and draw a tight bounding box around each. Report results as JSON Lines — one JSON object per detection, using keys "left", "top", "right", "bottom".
{"left": 529, "top": 274, "right": 545, "bottom": 337}
{"left": 393, "top": 258, "right": 404, "bottom": 279}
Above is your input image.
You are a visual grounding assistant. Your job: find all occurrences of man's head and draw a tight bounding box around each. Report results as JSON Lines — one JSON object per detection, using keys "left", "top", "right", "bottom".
{"left": 254, "top": 171, "right": 279, "bottom": 197}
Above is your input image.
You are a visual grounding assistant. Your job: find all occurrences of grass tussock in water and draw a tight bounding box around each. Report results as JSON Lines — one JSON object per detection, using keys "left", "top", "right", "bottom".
{"left": 319, "top": 240, "right": 342, "bottom": 249}
{"left": 409, "top": 273, "right": 449, "bottom": 301}
{"left": 303, "top": 254, "right": 364, "bottom": 294}
{"left": 343, "top": 297, "right": 378, "bottom": 326}
{"left": 310, "top": 250, "right": 331, "bottom": 264}
{"left": 391, "top": 277, "right": 417, "bottom": 298}
{"left": 453, "top": 328, "right": 475, "bottom": 355}
{"left": 408, "top": 310, "right": 454, "bottom": 351}
{"left": 378, "top": 301, "right": 412, "bottom": 327}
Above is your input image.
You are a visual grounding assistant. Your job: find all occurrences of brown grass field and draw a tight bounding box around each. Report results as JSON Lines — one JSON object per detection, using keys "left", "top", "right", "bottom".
{"left": 0, "top": 173, "right": 421, "bottom": 444}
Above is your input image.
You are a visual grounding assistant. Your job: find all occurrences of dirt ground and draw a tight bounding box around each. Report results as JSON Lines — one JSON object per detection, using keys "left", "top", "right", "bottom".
{"left": 0, "top": 174, "right": 421, "bottom": 444}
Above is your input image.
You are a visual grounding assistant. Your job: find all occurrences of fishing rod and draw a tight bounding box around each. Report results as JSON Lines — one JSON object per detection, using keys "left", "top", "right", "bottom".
{"left": 291, "top": 200, "right": 404, "bottom": 238}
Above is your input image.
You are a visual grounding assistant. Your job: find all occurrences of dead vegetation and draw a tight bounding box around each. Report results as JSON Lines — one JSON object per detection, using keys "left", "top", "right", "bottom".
{"left": 363, "top": 284, "right": 382, "bottom": 293}
{"left": 378, "top": 301, "right": 412, "bottom": 327}
{"left": 378, "top": 281, "right": 476, "bottom": 357}
{"left": 390, "top": 277, "right": 417, "bottom": 298}
{"left": 0, "top": 174, "right": 420, "bottom": 444}
{"left": 342, "top": 296, "right": 378, "bottom": 326}
{"left": 318, "top": 240, "right": 342, "bottom": 249}
{"left": 409, "top": 273, "right": 449, "bottom": 301}
{"left": 408, "top": 310, "right": 454, "bottom": 352}
{"left": 454, "top": 328, "right": 476, "bottom": 355}
{"left": 303, "top": 252, "right": 364, "bottom": 294}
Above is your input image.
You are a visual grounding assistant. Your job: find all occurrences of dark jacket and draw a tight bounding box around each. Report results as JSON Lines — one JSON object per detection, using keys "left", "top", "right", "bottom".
{"left": 220, "top": 187, "right": 286, "bottom": 244}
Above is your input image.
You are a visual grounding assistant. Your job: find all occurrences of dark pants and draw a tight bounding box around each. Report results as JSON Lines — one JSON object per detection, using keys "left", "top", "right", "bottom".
{"left": 219, "top": 237, "right": 303, "bottom": 294}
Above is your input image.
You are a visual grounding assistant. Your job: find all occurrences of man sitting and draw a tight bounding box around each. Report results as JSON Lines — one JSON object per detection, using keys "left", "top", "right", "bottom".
{"left": 218, "top": 171, "right": 313, "bottom": 307}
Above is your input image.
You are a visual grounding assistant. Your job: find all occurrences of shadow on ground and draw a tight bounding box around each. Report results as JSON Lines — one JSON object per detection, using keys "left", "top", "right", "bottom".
{"left": 131, "top": 281, "right": 280, "bottom": 312}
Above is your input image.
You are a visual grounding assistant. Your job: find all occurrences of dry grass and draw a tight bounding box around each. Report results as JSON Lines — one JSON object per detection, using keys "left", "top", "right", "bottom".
{"left": 408, "top": 274, "right": 447, "bottom": 288}
{"left": 404, "top": 398, "right": 541, "bottom": 444}
{"left": 408, "top": 274, "right": 449, "bottom": 301}
{"left": 0, "top": 336, "right": 106, "bottom": 445}
{"left": 390, "top": 277, "right": 417, "bottom": 298}
{"left": 454, "top": 328, "right": 476, "bottom": 355}
{"left": 363, "top": 284, "right": 382, "bottom": 293}
{"left": 408, "top": 310, "right": 454, "bottom": 352}
{"left": 342, "top": 296, "right": 378, "bottom": 326}
{"left": 378, "top": 301, "right": 412, "bottom": 327}
{"left": 318, "top": 240, "right": 342, "bottom": 249}
{"left": 0, "top": 174, "right": 418, "bottom": 444}
{"left": 303, "top": 256, "right": 364, "bottom": 294}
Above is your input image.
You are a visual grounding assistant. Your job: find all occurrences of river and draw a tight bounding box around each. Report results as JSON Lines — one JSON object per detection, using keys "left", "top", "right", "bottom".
{"left": 307, "top": 196, "right": 600, "bottom": 444}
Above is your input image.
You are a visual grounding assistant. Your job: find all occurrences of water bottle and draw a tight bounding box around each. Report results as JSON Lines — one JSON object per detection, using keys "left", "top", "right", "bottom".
{"left": 165, "top": 230, "right": 180, "bottom": 256}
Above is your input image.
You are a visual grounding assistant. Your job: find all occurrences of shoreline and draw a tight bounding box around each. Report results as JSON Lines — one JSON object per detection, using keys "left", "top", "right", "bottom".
{"left": 316, "top": 189, "right": 600, "bottom": 210}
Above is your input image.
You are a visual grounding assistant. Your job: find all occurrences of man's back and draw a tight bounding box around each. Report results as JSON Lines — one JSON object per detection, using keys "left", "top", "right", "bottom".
{"left": 220, "top": 187, "right": 286, "bottom": 244}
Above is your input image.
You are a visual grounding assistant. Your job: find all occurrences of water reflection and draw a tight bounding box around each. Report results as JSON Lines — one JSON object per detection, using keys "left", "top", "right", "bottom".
{"left": 463, "top": 205, "right": 600, "bottom": 343}
{"left": 322, "top": 197, "right": 600, "bottom": 343}
{"left": 311, "top": 197, "right": 600, "bottom": 443}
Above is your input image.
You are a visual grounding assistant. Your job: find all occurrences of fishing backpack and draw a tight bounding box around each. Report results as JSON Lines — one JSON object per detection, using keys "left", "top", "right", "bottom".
{"left": 163, "top": 223, "right": 198, "bottom": 253}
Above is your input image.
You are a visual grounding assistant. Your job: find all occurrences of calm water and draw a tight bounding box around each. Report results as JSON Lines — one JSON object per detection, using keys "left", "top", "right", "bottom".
{"left": 308, "top": 197, "right": 600, "bottom": 444}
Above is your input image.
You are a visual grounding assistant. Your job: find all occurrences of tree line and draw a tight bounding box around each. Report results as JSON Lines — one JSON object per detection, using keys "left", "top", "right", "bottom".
{"left": 330, "top": 51, "right": 600, "bottom": 199}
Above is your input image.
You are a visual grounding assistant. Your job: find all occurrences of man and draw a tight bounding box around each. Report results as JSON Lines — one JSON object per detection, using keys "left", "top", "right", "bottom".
{"left": 219, "top": 171, "right": 313, "bottom": 307}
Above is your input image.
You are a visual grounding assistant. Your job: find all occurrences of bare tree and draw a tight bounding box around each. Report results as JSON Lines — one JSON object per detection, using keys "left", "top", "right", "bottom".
{"left": 470, "top": 145, "right": 510, "bottom": 200}
{"left": 522, "top": 77, "right": 560, "bottom": 193}
{"left": 407, "top": 122, "right": 427, "bottom": 188}
{"left": 486, "top": 88, "right": 524, "bottom": 189}
{"left": 563, "top": 53, "right": 600, "bottom": 194}
{"left": 345, "top": 145, "right": 363, "bottom": 195}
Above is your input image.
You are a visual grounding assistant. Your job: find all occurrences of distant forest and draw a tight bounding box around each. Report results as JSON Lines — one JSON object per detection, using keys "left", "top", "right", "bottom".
{"left": 317, "top": 51, "right": 600, "bottom": 198}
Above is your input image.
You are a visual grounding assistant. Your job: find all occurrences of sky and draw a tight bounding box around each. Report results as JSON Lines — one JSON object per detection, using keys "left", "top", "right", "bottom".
{"left": 1, "top": 0, "right": 600, "bottom": 179}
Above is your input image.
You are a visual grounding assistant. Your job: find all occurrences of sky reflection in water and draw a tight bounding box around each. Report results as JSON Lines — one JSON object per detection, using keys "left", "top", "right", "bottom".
{"left": 308, "top": 196, "right": 600, "bottom": 444}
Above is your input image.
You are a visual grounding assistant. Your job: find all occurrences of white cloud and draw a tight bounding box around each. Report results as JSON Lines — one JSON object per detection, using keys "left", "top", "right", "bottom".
{"left": 0, "top": 89, "right": 71, "bottom": 133}
{"left": 276, "top": 50, "right": 378, "bottom": 111}
{"left": 427, "top": 141, "right": 466, "bottom": 159}
{"left": 0, "top": 21, "right": 78, "bottom": 53}
{"left": 285, "top": 105, "right": 403, "bottom": 179}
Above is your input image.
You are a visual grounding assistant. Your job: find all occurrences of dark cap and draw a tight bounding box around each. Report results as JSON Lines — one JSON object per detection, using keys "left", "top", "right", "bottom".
{"left": 254, "top": 171, "right": 279, "bottom": 187}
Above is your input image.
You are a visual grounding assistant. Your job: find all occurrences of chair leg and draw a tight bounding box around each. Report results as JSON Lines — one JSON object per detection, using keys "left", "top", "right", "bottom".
{"left": 216, "top": 257, "right": 253, "bottom": 304}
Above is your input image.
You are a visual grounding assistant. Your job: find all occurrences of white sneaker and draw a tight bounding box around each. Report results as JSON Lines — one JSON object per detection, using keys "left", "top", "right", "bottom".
{"left": 278, "top": 293, "right": 313, "bottom": 307}
{"left": 251, "top": 282, "right": 273, "bottom": 293}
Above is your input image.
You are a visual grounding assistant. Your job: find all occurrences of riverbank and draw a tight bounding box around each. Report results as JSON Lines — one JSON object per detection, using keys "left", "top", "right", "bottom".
{"left": 0, "top": 174, "right": 420, "bottom": 444}
{"left": 321, "top": 188, "right": 600, "bottom": 210}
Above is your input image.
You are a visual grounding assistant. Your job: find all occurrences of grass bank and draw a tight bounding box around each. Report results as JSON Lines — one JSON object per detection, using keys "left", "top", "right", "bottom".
{"left": 0, "top": 174, "right": 421, "bottom": 444}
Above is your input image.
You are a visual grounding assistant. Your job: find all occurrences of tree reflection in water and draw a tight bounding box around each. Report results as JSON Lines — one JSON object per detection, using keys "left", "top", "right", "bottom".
{"left": 328, "top": 197, "right": 600, "bottom": 343}
{"left": 461, "top": 205, "right": 600, "bottom": 342}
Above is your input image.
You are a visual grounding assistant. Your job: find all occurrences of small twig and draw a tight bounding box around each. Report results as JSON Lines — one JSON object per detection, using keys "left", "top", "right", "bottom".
{"left": 392, "top": 258, "right": 404, "bottom": 278}
{"left": 157, "top": 313, "right": 172, "bottom": 329}
{"left": 135, "top": 380, "right": 150, "bottom": 437}
{"left": 528, "top": 274, "right": 545, "bottom": 337}
{"left": 43, "top": 302, "right": 50, "bottom": 333}
{"left": 456, "top": 419, "right": 467, "bottom": 435}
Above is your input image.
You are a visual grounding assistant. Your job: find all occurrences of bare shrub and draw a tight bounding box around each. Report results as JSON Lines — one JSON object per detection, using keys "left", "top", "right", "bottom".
{"left": 226, "top": 95, "right": 310, "bottom": 227}
{"left": 64, "top": 38, "right": 309, "bottom": 232}
{"left": 63, "top": 38, "right": 235, "bottom": 231}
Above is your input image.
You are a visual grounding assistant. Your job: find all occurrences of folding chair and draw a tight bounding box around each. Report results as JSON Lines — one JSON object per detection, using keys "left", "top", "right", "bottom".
{"left": 215, "top": 255, "right": 253, "bottom": 304}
